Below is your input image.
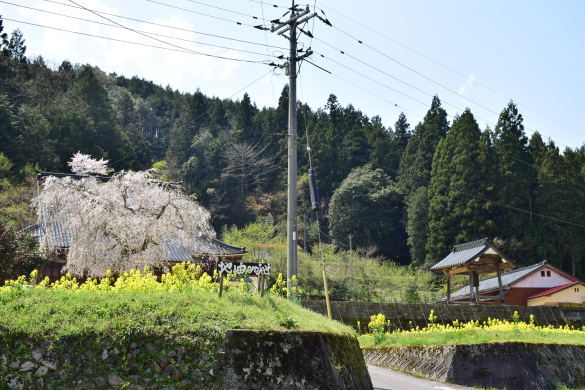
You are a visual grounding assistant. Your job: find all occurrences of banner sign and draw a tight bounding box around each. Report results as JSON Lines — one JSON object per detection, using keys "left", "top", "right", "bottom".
{"left": 217, "top": 261, "right": 271, "bottom": 276}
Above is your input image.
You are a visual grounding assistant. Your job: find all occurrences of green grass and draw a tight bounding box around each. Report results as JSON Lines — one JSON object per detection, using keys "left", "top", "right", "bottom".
{"left": 359, "top": 328, "right": 585, "bottom": 348}
{"left": 0, "top": 287, "right": 353, "bottom": 340}
{"left": 222, "top": 221, "right": 444, "bottom": 303}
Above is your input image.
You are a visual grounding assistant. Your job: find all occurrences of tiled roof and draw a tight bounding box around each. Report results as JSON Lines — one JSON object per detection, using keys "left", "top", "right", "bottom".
{"left": 450, "top": 261, "right": 547, "bottom": 299}
{"left": 430, "top": 238, "right": 491, "bottom": 271}
{"left": 22, "top": 220, "right": 245, "bottom": 262}
{"left": 24, "top": 172, "right": 246, "bottom": 262}
{"left": 527, "top": 281, "right": 583, "bottom": 300}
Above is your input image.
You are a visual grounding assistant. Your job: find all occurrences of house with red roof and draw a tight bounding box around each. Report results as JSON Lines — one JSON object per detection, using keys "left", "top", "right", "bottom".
{"left": 434, "top": 238, "right": 583, "bottom": 306}
{"left": 447, "top": 259, "right": 581, "bottom": 306}
{"left": 527, "top": 281, "right": 585, "bottom": 307}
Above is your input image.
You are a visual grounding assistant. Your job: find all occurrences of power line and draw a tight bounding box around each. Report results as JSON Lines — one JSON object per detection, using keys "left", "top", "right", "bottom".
{"left": 259, "top": 0, "right": 276, "bottom": 101}
{"left": 0, "top": 1, "right": 278, "bottom": 58}
{"left": 32, "top": 0, "right": 287, "bottom": 50}
{"left": 144, "top": 0, "right": 265, "bottom": 29}
{"left": 302, "top": 58, "right": 423, "bottom": 118}
{"left": 317, "top": 1, "right": 584, "bottom": 138}
{"left": 4, "top": 17, "right": 269, "bottom": 64}
{"left": 459, "top": 190, "right": 585, "bottom": 230}
{"left": 66, "top": 0, "right": 269, "bottom": 64}
{"left": 247, "top": 0, "right": 289, "bottom": 9}
{"left": 316, "top": 53, "right": 436, "bottom": 109}
{"left": 311, "top": 35, "right": 500, "bottom": 117}
{"left": 183, "top": 0, "right": 269, "bottom": 22}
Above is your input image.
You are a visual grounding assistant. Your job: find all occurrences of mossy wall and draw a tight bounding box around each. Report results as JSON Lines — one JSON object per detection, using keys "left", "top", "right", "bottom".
{"left": 0, "top": 335, "right": 222, "bottom": 389}
{"left": 223, "top": 330, "right": 372, "bottom": 390}
{"left": 1, "top": 331, "right": 371, "bottom": 390}
{"left": 302, "top": 301, "right": 585, "bottom": 330}
{"left": 363, "top": 343, "right": 585, "bottom": 390}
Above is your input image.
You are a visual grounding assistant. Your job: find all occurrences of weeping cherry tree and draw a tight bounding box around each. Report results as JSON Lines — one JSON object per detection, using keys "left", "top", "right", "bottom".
{"left": 35, "top": 154, "right": 214, "bottom": 276}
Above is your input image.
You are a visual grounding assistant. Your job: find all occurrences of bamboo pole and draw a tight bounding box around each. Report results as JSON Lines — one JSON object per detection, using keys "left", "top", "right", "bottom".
{"left": 323, "top": 269, "right": 332, "bottom": 320}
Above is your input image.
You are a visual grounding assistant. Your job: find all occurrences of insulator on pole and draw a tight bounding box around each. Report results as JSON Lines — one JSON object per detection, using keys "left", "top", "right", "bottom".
{"left": 308, "top": 168, "right": 320, "bottom": 211}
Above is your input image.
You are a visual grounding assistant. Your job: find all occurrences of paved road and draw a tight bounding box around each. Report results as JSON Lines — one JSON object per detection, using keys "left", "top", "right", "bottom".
{"left": 368, "top": 365, "right": 472, "bottom": 390}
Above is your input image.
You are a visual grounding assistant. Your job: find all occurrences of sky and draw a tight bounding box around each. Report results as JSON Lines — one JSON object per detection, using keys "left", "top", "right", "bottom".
{"left": 1, "top": 0, "right": 584, "bottom": 148}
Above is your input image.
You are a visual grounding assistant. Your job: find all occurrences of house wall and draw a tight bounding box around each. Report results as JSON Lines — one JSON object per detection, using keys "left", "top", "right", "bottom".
{"left": 514, "top": 265, "right": 574, "bottom": 288}
{"left": 528, "top": 284, "right": 585, "bottom": 306}
{"left": 504, "top": 288, "right": 548, "bottom": 306}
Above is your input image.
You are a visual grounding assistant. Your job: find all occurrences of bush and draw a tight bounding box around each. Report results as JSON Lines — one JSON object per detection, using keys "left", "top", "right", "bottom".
{"left": 222, "top": 222, "right": 445, "bottom": 302}
{"left": 0, "top": 221, "right": 44, "bottom": 283}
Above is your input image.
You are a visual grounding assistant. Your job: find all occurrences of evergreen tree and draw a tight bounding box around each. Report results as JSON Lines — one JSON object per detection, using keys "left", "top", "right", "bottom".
{"left": 492, "top": 102, "right": 537, "bottom": 258}
{"left": 536, "top": 148, "right": 585, "bottom": 276}
{"left": 398, "top": 96, "right": 448, "bottom": 263}
{"left": 398, "top": 96, "right": 449, "bottom": 197}
{"left": 406, "top": 186, "right": 428, "bottom": 266}
{"left": 7, "top": 29, "right": 26, "bottom": 63}
{"left": 166, "top": 90, "right": 209, "bottom": 175}
{"left": 0, "top": 17, "right": 8, "bottom": 51}
{"left": 339, "top": 127, "right": 369, "bottom": 176}
{"left": 71, "top": 66, "right": 126, "bottom": 166}
{"left": 427, "top": 109, "right": 489, "bottom": 262}
{"left": 235, "top": 93, "right": 258, "bottom": 142}
{"left": 389, "top": 113, "right": 411, "bottom": 178}
{"left": 528, "top": 131, "right": 548, "bottom": 168}
{"left": 210, "top": 100, "right": 228, "bottom": 131}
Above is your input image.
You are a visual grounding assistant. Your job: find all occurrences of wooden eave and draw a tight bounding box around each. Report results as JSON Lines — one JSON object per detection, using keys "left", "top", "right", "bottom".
{"left": 443, "top": 248, "right": 514, "bottom": 276}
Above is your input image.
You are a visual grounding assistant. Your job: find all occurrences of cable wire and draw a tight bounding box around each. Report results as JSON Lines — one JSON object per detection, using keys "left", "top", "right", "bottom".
{"left": 259, "top": 0, "right": 276, "bottom": 101}
{"left": 317, "top": 1, "right": 584, "bottom": 138}
{"left": 0, "top": 1, "right": 278, "bottom": 58}
{"left": 5, "top": 17, "right": 269, "bottom": 64}
{"left": 183, "top": 0, "right": 270, "bottom": 22}
{"left": 33, "top": 0, "right": 287, "bottom": 50}
{"left": 312, "top": 36, "right": 499, "bottom": 117}
{"left": 145, "top": 0, "right": 264, "bottom": 28}
{"left": 66, "top": 0, "right": 269, "bottom": 64}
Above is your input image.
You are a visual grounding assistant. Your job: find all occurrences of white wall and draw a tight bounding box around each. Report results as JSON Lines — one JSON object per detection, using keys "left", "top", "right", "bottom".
{"left": 514, "top": 265, "right": 574, "bottom": 288}
{"left": 527, "top": 283, "right": 585, "bottom": 306}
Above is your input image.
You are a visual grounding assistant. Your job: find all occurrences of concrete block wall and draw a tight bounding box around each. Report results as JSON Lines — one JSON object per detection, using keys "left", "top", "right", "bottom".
{"left": 302, "top": 301, "right": 585, "bottom": 331}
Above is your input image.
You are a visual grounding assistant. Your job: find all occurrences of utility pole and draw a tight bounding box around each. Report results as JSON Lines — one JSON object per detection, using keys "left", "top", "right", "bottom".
{"left": 271, "top": 1, "right": 318, "bottom": 298}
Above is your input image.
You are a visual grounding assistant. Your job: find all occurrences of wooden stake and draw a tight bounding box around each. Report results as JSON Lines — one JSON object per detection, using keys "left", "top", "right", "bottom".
{"left": 218, "top": 274, "right": 224, "bottom": 298}
{"left": 496, "top": 263, "right": 504, "bottom": 305}
{"left": 323, "top": 269, "right": 332, "bottom": 320}
{"left": 446, "top": 273, "right": 451, "bottom": 304}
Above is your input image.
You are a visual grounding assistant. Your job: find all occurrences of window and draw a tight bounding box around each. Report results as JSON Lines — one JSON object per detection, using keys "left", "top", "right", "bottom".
{"left": 541, "top": 271, "right": 545, "bottom": 277}
{"left": 547, "top": 270, "right": 551, "bottom": 277}
{"left": 576, "top": 287, "right": 580, "bottom": 293}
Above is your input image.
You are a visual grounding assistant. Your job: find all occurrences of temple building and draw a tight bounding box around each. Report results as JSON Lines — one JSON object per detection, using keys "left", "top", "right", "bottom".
{"left": 433, "top": 238, "right": 582, "bottom": 306}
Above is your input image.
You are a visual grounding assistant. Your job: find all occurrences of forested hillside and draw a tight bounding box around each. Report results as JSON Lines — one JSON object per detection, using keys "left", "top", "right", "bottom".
{"left": 1, "top": 19, "right": 584, "bottom": 277}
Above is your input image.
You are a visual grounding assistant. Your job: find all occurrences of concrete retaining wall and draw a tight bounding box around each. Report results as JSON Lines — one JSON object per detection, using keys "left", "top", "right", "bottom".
{"left": 363, "top": 343, "right": 585, "bottom": 390}
{"left": 223, "top": 330, "right": 372, "bottom": 390}
{"left": 302, "top": 301, "right": 585, "bottom": 330}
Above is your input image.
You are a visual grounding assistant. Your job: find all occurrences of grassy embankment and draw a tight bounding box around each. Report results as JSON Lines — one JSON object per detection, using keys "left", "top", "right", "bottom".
{"left": 0, "top": 265, "right": 352, "bottom": 341}
{"left": 222, "top": 221, "right": 445, "bottom": 303}
{"left": 358, "top": 312, "right": 585, "bottom": 347}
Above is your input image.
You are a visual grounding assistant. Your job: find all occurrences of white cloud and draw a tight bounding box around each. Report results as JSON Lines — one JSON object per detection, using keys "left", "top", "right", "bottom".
{"left": 458, "top": 74, "right": 475, "bottom": 95}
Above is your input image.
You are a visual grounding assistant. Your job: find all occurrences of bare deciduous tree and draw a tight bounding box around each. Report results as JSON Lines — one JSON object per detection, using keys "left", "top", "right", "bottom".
{"left": 222, "top": 143, "right": 278, "bottom": 194}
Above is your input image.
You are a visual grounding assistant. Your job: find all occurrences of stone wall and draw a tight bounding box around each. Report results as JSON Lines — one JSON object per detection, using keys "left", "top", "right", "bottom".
{"left": 0, "top": 336, "right": 221, "bottom": 389}
{"left": 363, "top": 343, "right": 585, "bottom": 390}
{"left": 223, "top": 330, "right": 372, "bottom": 390}
{"left": 302, "top": 300, "right": 585, "bottom": 331}
{"left": 0, "top": 331, "right": 372, "bottom": 390}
